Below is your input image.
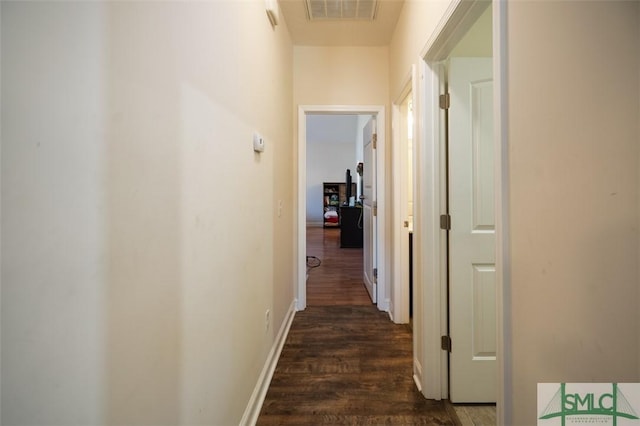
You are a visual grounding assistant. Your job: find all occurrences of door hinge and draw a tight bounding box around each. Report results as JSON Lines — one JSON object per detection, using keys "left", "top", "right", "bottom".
{"left": 372, "top": 133, "right": 377, "bottom": 149}
{"left": 373, "top": 201, "right": 377, "bottom": 217}
{"left": 439, "top": 93, "right": 450, "bottom": 110}
{"left": 440, "top": 214, "right": 451, "bottom": 230}
{"left": 441, "top": 335, "right": 452, "bottom": 352}
{"left": 373, "top": 268, "right": 378, "bottom": 283}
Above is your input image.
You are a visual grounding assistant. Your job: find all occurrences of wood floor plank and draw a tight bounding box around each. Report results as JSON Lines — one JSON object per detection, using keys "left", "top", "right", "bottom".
{"left": 452, "top": 405, "right": 497, "bottom": 426}
{"left": 257, "top": 228, "right": 465, "bottom": 424}
{"left": 306, "top": 227, "right": 372, "bottom": 306}
{"left": 257, "top": 305, "right": 458, "bottom": 425}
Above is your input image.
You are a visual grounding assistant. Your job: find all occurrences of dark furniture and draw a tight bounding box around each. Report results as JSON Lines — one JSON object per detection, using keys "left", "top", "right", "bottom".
{"left": 323, "top": 182, "right": 357, "bottom": 228}
{"left": 339, "top": 206, "right": 363, "bottom": 248}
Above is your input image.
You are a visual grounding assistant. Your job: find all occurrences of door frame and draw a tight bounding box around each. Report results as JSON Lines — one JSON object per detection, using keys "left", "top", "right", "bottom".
{"left": 296, "top": 105, "right": 387, "bottom": 312}
{"left": 391, "top": 68, "right": 417, "bottom": 325}
{"left": 416, "top": 0, "right": 510, "bottom": 423}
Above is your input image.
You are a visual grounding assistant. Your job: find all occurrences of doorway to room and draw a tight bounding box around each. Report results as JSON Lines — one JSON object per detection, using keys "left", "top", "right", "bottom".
{"left": 296, "top": 106, "right": 387, "bottom": 313}
{"left": 303, "top": 113, "right": 370, "bottom": 306}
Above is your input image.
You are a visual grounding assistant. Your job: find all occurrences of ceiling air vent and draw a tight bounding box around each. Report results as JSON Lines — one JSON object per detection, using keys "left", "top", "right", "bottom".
{"left": 305, "top": 0, "right": 378, "bottom": 21}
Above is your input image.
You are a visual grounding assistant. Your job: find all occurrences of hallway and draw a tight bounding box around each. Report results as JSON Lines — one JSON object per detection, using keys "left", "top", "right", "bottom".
{"left": 256, "top": 227, "right": 459, "bottom": 424}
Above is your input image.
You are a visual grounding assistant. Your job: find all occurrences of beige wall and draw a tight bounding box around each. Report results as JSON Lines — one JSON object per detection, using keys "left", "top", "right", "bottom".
{"left": 389, "top": 0, "right": 451, "bottom": 101}
{"left": 293, "top": 45, "right": 390, "bottom": 301}
{"left": 389, "top": 1, "right": 640, "bottom": 424}
{"left": 2, "top": 3, "right": 108, "bottom": 423}
{"left": 4, "top": 1, "right": 639, "bottom": 425}
{"left": 1, "top": 1, "right": 294, "bottom": 425}
{"left": 507, "top": 1, "right": 640, "bottom": 423}
{"left": 294, "top": 46, "right": 389, "bottom": 105}
{"left": 388, "top": 0, "right": 452, "bottom": 393}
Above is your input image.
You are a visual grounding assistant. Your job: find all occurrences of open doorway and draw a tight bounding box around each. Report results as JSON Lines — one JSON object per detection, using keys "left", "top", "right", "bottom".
{"left": 304, "top": 113, "right": 370, "bottom": 306}
{"left": 296, "top": 106, "right": 387, "bottom": 313}
{"left": 304, "top": 114, "right": 364, "bottom": 229}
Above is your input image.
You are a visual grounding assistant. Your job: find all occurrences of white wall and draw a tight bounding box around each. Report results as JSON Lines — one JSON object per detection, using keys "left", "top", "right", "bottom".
{"left": 1, "top": 1, "right": 294, "bottom": 425}
{"left": 305, "top": 115, "right": 359, "bottom": 224}
{"left": 306, "top": 143, "right": 356, "bottom": 225}
{"left": 305, "top": 114, "right": 369, "bottom": 225}
{"left": 506, "top": 2, "right": 640, "bottom": 424}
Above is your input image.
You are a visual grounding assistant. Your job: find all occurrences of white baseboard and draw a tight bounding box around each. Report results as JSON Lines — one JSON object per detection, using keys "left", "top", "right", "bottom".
{"left": 377, "top": 297, "right": 391, "bottom": 312}
{"left": 413, "top": 359, "right": 423, "bottom": 392}
{"left": 413, "top": 374, "right": 423, "bottom": 393}
{"left": 239, "top": 299, "right": 296, "bottom": 426}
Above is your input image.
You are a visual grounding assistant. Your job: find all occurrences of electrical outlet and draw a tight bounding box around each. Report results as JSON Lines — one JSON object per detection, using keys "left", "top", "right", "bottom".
{"left": 265, "top": 309, "right": 270, "bottom": 333}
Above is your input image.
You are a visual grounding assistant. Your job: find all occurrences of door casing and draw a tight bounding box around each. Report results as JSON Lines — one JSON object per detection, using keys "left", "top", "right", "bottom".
{"left": 296, "top": 105, "right": 387, "bottom": 313}
{"left": 391, "top": 67, "right": 417, "bottom": 325}
{"left": 415, "top": 0, "right": 511, "bottom": 423}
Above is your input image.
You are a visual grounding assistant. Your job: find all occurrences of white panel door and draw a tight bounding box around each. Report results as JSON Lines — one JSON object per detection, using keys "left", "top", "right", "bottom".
{"left": 362, "top": 117, "right": 377, "bottom": 303}
{"left": 448, "top": 57, "right": 496, "bottom": 403}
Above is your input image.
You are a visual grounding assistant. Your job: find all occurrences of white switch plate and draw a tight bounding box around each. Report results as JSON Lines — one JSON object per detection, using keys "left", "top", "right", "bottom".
{"left": 253, "top": 132, "right": 265, "bottom": 152}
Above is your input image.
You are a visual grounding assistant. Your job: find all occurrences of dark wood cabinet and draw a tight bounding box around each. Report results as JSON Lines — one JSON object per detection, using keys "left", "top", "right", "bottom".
{"left": 340, "top": 206, "right": 363, "bottom": 248}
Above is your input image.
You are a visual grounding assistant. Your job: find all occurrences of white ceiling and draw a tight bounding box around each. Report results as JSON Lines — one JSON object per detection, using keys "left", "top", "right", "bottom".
{"left": 279, "top": 0, "right": 405, "bottom": 46}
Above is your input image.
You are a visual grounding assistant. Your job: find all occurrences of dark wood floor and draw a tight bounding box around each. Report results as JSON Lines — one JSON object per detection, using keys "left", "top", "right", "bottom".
{"left": 256, "top": 227, "right": 460, "bottom": 425}
{"left": 305, "top": 227, "right": 371, "bottom": 306}
{"left": 257, "top": 305, "right": 458, "bottom": 425}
